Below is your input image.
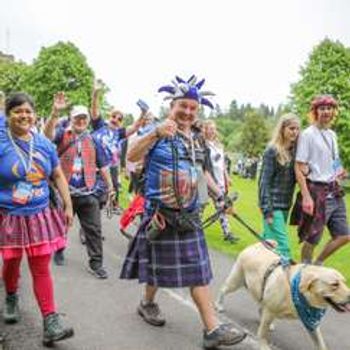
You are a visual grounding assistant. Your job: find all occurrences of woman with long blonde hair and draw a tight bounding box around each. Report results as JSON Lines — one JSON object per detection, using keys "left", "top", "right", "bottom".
{"left": 258, "top": 113, "right": 300, "bottom": 259}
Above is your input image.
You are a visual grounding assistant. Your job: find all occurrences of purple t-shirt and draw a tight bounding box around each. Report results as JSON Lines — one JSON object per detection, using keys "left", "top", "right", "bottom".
{"left": 0, "top": 123, "right": 59, "bottom": 215}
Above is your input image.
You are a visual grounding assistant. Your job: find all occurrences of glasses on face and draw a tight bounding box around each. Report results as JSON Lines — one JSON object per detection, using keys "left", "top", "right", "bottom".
{"left": 111, "top": 114, "right": 123, "bottom": 121}
{"left": 73, "top": 115, "right": 88, "bottom": 122}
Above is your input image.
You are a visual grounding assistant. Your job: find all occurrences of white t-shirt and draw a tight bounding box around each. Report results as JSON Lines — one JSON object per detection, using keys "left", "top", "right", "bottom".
{"left": 207, "top": 141, "right": 226, "bottom": 188}
{"left": 296, "top": 124, "right": 339, "bottom": 183}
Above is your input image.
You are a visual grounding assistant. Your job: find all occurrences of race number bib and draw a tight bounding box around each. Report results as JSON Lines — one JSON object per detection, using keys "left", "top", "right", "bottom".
{"left": 73, "top": 157, "right": 83, "bottom": 173}
{"left": 13, "top": 182, "right": 33, "bottom": 205}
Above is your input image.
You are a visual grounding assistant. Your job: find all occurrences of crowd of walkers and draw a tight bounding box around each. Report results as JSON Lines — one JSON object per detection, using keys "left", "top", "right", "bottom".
{"left": 0, "top": 76, "right": 349, "bottom": 349}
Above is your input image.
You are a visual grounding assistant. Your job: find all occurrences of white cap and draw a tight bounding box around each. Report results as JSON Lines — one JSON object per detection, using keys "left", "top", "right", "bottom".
{"left": 70, "top": 105, "right": 90, "bottom": 120}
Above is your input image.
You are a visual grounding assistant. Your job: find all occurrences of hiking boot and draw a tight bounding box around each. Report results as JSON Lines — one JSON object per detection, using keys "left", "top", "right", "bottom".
{"left": 203, "top": 323, "right": 247, "bottom": 349}
{"left": 3, "top": 294, "right": 20, "bottom": 324}
{"left": 87, "top": 266, "right": 108, "bottom": 279}
{"left": 43, "top": 313, "right": 74, "bottom": 347}
{"left": 137, "top": 301, "right": 166, "bottom": 327}
{"left": 53, "top": 249, "right": 65, "bottom": 266}
{"left": 224, "top": 232, "right": 240, "bottom": 244}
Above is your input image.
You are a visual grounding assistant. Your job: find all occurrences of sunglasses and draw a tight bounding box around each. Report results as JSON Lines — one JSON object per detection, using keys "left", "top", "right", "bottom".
{"left": 111, "top": 114, "right": 123, "bottom": 121}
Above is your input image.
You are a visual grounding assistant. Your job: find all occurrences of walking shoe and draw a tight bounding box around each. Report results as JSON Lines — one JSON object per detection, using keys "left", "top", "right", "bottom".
{"left": 3, "top": 294, "right": 20, "bottom": 324}
{"left": 137, "top": 301, "right": 166, "bottom": 326}
{"left": 43, "top": 313, "right": 74, "bottom": 347}
{"left": 203, "top": 323, "right": 247, "bottom": 349}
{"left": 223, "top": 232, "right": 240, "bottom": 244}
{"left": 87, "top": 266, "right": 108, "bottom": 279}
{"left": 53, "top": 249, "right": 65, "bottom": 266}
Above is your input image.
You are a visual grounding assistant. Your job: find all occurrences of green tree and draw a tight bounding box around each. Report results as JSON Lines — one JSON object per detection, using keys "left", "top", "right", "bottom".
{"left": 237, "top": 111, "right": 270, "bottom": 157}
{"left": 227, "top": 99, "right": 241, "bottom": 120}
{"left": 23, "top": 41, "right": 95, "bottom": 117}
{"left": 0, "top": 58, "right": 29, "bottom": 95}
{"left": 290, "top": 38, "right": 350, "bottom": 167}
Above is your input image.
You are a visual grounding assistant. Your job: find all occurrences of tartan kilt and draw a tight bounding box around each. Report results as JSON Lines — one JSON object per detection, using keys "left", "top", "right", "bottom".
{"left": 120, "top": 217, "right": 213, "bottom": 288}
{"left": 0, "top": 207, "right": 67, "bottom": 259}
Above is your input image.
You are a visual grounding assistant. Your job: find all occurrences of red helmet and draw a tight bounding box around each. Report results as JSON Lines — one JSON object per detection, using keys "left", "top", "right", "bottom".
{"left": 311, "top": 95, "right": 338, "bottom": 110}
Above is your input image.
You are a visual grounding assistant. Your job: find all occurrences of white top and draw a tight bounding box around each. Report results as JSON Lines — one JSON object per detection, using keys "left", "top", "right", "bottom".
{"left": 207, "top": 141, "right": 226, "bottom": 188}
{"left": 296, "top": 124, "right": 339, "bottom": 183}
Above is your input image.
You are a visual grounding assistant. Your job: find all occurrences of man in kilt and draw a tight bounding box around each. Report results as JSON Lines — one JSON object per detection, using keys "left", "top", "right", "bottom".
{"left": 120, "top": 75, "right": 246, "bottom": 349}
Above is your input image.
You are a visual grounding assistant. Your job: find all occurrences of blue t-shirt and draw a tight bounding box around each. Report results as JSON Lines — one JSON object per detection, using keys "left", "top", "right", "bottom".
{"left": 91, "top": 117, "right": 126, "bottom": 166}
{"left": 53, "top": 126, "right": 109, "bottom": 190}
{"left": 145, "top": 134, "right": 198, "bottom": 211}
{"left": 0, "top": 113, "right": 5, "bottom": 127}
{"left": 0, "top": 125, "right": 59, "bottom": 215}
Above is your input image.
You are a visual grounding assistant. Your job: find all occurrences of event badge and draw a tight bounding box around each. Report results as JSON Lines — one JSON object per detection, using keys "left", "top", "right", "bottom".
{"left": 13, "top": 182, "right": 33, "bottom": 205}
{"left": 73, "top": 157, "right": 83, "bottom": 173}
{"left": 333, "top": 158, "right": 343, "bottom": 178}
{"left": 189, "top": 166, "right": 198, "bottom": 185}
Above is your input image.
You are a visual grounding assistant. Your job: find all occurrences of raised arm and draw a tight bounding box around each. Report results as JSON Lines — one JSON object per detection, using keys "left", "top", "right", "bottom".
{"left": 91, "top": 80, "right": 103, "bottom": 120}
{"left": 44, "top": 92, "right": 67, "bottom": 140}
{"left": 127, "top": 119, "right": 177, "bottom": 162}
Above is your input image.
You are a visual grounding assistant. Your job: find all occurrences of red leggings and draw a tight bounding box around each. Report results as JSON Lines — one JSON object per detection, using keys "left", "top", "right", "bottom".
{"left": 2, "top": 254, "right": 56, "bottom": 317}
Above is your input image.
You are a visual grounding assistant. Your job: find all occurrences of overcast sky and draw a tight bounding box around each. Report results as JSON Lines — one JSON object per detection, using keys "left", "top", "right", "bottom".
{"left": 1, "top": 0, "right": 349, "bottom": 115}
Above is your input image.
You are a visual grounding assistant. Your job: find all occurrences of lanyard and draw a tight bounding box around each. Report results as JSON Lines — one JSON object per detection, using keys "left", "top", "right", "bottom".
{"left": 7, "top": 130, "right": 34, "bottom": 174}
{"left": 177, "top": 132, "right": 196, "bottom": 166}
{"left": 318, "top": 129, "right": 335, "bottom": 160}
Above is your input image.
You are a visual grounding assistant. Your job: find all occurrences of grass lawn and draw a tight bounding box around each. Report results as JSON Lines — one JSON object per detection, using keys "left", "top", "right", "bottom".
{"left": 204, "top": 175, "right": 350, "bottom": 282}
{"left": 119, "top": 175, "right": 350, "bottom": 282}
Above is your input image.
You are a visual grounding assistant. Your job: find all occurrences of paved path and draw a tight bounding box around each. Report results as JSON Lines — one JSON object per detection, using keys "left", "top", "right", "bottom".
{"left": 0, "top": 213, "right": 349, "bottom": 350}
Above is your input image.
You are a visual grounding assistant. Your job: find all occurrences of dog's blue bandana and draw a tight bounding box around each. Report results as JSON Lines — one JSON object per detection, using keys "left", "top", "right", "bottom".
{"left": 291, "top": 268, "right": 326, "bottom": 332}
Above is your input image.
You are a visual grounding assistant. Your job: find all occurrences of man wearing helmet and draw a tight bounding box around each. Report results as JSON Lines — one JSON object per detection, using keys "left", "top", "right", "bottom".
{"left": 294, "top": 95, "right": 350, "bottom": 264}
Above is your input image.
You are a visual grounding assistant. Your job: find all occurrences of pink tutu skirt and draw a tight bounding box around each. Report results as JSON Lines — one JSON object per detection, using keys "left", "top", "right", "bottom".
{"left": 0, "top": 207, "right": 67, "bottom": 259}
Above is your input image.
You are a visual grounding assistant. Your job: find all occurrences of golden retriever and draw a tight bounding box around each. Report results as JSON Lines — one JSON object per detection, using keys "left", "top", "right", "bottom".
{"left": 215, "top": 243, "right": 350, "bottom": 350}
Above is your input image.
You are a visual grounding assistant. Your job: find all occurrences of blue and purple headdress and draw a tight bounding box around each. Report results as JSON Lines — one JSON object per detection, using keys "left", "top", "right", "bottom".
{"left": 158, "top": 75, "right": 215, "bottom": 109}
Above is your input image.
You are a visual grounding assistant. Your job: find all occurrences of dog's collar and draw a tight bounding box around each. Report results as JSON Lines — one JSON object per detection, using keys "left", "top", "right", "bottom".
{"left": 291, "top": 267, "right": 326, "bottom": 332}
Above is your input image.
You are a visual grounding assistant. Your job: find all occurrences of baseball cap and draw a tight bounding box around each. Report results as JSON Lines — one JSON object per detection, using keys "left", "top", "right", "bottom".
{"left": 71, "top": 105, "right": 90, "bottom": 119}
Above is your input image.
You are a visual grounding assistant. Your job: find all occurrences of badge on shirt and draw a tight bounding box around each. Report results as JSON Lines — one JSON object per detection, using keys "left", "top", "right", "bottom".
{"left": 73, "top": 157, "right": 83, "bottom": 173}
{"left": 333, "top": 158, "right": 343, "bottom": 177}
{"left": 189, "top": 166, "right": 198, "bottom": 185}
{"left": 13, "top": 182, "right": 33, "bottom": 205}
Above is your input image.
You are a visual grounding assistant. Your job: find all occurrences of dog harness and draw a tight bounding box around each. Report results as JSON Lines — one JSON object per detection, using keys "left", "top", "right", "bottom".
{"left": 259, "top": 257, "right": 291, "bottom": 302}
{"left": 291, "top": 267, "right": 326, "bottom": 332}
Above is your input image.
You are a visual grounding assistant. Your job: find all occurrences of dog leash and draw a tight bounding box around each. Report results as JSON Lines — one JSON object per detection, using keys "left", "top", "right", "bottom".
{"left": 231, "top": 212, "right": 276, "bottom": 250}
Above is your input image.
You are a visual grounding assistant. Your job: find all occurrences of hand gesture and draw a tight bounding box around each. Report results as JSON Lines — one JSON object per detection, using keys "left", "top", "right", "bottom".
{"left": 156, "top": 119, "right": 177, "bottom": 138}
{"left": 94, "top": 79, "right": 104, "bottom": 93}
{"left": 52, "top": 92, "right": 67, "bottom": 116}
